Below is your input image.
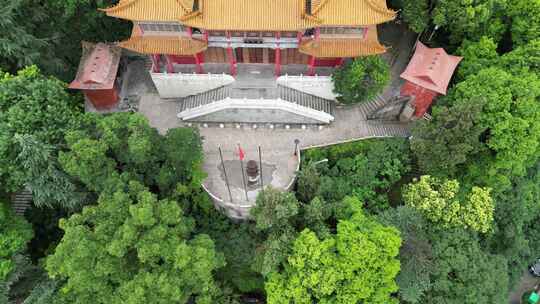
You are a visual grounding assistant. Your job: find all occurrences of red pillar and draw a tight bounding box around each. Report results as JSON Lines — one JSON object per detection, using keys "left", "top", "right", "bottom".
{"left": 275, "top": 32, "right": 281, "bottom": 77}
{"left": 227, "top": 47, "right": 236, "bottom": 76}
{"left": 308, "top": 55, "right": 316, "bottom": 76}
{"left": 151, "top": 54, "right": 161, "bottom": 73}
{"left": 275, "top": 48, "right": 281, "bottom": 76}
{"left": 165, "top": 55, "right": 174, "bottom": 73}
{"left": 226, "top": 31, "right": 236, "bottom": 76}
{"left": 195, "top": 52, "right": 204, "bottom": 74}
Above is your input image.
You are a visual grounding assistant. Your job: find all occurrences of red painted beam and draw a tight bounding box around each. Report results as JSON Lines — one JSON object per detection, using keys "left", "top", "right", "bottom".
{"left": 336, "top": 58, "right": 345, "bottom": 67}
{"left": 203, "top": 30, "right": 209, "bottom": 42}
{"left": 187, "top": 27, "right": 193, "bottom": 38}
{"left": 315, "top": 27, "right": 320, "bottom": 42}
{"left": 297, "top": 31, "right": 303, "bottom": 44}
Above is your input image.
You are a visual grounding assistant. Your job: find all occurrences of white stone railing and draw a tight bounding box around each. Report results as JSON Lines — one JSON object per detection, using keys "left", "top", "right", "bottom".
{"left": 177, "top": 97, "right": 335, "bottom": 124}
{"left": 277, "top": 74, "right": 337, "bottom": 100}
{"left": 150, "top": 72, "right": 235, "bottom": 98}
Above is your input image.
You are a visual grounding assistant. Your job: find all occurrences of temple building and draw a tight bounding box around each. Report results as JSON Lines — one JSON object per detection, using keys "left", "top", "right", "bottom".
{"left": 102, "top": 0, "right": 396, "bottom": 124}
{"left": 400, "top": 42, "right": 463, "bottom": 118}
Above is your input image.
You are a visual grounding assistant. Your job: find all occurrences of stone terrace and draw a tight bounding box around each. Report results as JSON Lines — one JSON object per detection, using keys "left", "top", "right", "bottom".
{"left": 126, "top": 22, "right": 418, "bottom": 218}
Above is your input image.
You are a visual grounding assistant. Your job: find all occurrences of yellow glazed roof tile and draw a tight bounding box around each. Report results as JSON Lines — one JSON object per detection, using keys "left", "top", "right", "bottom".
{"left": 100, "top": 0, "right": 192, "bottom": 22}
{"left": 102, "top": 0, "right": 395, "bottom": 29}
{"left": 118, "top": 35, "right": 207, "bottom": 55}
{"left": 182, "top": 0, "right": 318, "bottom": 31}
{"left": 299, "top": 26, "right": 387, "bottom": 57}
{"left": 315, "top": 0, "right": 396, "bottom": 26}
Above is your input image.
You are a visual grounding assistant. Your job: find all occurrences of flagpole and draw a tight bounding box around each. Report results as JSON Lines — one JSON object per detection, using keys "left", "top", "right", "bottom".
{"left": 238, "top": 144, "right": 249, "bottom": 201}
{"left": 219, "top": 146, "right": 234, "bottom": 203}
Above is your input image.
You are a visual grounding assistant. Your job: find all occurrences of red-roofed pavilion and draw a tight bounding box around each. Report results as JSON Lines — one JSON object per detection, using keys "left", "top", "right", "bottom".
{"left": 69, "top": 42, "right": 121, "bottom": 109}
{"left": 400, "top": 42, "right": 462, "bottom": 117}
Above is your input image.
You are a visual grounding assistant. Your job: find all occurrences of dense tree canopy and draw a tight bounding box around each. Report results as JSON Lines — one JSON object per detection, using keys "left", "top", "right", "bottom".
{"left": 378, "top": 206, "right": 433, "bottom": 303}
{"left": 46, "top": 181, "right": 225, "bottom": 304}
{"left": 412, "top": 67, "right": 540, "bottom": 189}
{"left": 0, "top": 203, "right": 33, "bottom": 280}
{"left": 0, "top": 66, "right": 82, "bottom": 192}
{"left": 508, "top": 0, "right": 540, "bottom": 47}
{"left": 425, "top": 229, "right": 508, "bottom": 304}
{"left": 59, "top": 113, "right": 205, "bottom": 196}
{"left": 332, "top": 56, "right": 390, "bottom": 104}
{"left": 0, "top": 0, "right": 129, "bottom": 81}
{"left": 265, "top": 197, "right": 401, "bottom": 304}
{"left": 403, "top": 176, "right": 494, "bottom": 233}
{"left": 300, "top": 138, "right": 411, "bottom": 213}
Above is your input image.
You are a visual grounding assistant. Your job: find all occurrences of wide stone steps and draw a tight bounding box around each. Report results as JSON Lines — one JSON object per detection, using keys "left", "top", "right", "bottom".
{"left": 278, "top": 86, "right": 334, "bottom": 116}
{"left": 11, "top": 189, "right": 32, "bottom": 216}
{"left": 179, "top": 86, "right": 232, "bottom": 112}
{"left": 356, "top": 94, "right": 388, "bottom": 119}
{"left": 179, "top": 86, "right": 335, "bottom": 119}
{"left": 364, "top": 121, "right": 411, "bottom": 137}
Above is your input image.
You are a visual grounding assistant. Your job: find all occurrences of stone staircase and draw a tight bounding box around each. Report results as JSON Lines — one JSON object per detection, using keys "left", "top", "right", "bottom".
{"left": 10, "top": 189, "right": 32, "bottom": 216}
{"left": 278, "top": 86, "right": 334, "bottom": 116}
{"left": 178, "top": 85, "right": 335, "bottom": 118}
{"left": 179, "top": 86, "right": 232, "bottom": 112}
{"left": 356, "top": 94, "right": 389, "bottom": 119}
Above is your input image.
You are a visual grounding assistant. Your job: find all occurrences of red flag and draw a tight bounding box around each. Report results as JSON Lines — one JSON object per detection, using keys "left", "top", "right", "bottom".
{"left": 238, "top": 146, "right": 245, "bottom": 161}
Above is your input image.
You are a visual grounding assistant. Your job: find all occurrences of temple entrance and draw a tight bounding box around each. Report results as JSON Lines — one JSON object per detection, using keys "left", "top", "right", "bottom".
{"left": 235, "top": 48, "right": 274, "bottom": 64}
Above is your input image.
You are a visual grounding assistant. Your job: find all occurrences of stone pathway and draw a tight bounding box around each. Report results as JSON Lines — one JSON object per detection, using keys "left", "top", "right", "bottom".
{"left": 131, "top": 22, "right": 418, "bottom": 217}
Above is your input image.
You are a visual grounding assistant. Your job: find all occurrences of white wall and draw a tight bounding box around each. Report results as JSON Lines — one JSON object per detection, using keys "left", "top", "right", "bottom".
{"left": 151, "top": 72, "right": 235, "bottom": 98}
{"left": 277, "top": 75, "right": 337, "bottom": 100}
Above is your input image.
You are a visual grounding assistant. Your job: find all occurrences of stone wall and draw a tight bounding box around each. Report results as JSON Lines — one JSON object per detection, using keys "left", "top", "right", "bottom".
{"left": 277, "top": 75, "right": 336, "bottom": 100}
{"left": 150, "top": 72, "right": 234, "bottom": 98}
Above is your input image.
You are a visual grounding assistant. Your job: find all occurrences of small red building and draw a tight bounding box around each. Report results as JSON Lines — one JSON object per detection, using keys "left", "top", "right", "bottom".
{"left": 400, "top": 42, "right": 462, "bottom": 117}
{"left": 69, "top": 42, "right": 122, "bottom": 110}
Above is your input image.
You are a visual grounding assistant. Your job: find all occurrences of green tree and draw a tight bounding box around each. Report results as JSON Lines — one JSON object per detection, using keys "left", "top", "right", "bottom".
{"left": 265, "top": 197, "right": 401, "bottom": 304}
{"left": 0, "top": 202, "right": 33, "bottom": 280}
{"left": 59, "top": 113, "right": 204, "bottom": 196}
{"left": 411, "top": 68, "right": 540, "bottom": 189}
{"left": 332, "top": 56, "right": 390, "bottom": 104}
{"left": 403, "top": 176, "right": 494, "bottom": 233}
{"left": 410, "top": 101, "right": 485, "bottom": 176}
{"left": 455, "top": 36, "right": 500, "bottom": 80}
{"left": 296, "top": 164, "right": 320, "bottom": 203}
{"left": 15, "top": 134, "right": 85, "bottom": 210}
{"left": 432, "top": 0, "right": 507, "bottom": 45}
{"left": 250, "top": 188, "right": 300, "bottom": 276}
{"left": 508, "top": 0, "right": 540, "bottom": 47}
{"left": 0, "top": 0, "right": 48, "bottom": 72}
{"left": 46, "top": 181, "right": 225, "bottom": 304}
{"left": 0, "top": 0, "right": 129, "bottom": 81}
{"left": 304, "top": 138, "right": 411, "bottom": 213}
{"left": 486, "top": 161, "right": 540, "bottom": 287}
{"left": 500, "top": 39, "right": 540, "bottom": 76}
{"left": 378, "top": 206, "right": 433, "bottom": 304}
{"left": 425, "top": 229, "right": 508, "bottom": 304}
{"left": 391, "top": 0, "right": 431, "bottom": 33}
{"left": 0, "top": 66, "right": 82, "bottom": 192}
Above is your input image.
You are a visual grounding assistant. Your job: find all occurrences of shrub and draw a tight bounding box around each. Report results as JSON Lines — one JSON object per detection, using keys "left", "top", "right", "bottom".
{"left": 332, "top": 56, "right": 390, "bottom": 104}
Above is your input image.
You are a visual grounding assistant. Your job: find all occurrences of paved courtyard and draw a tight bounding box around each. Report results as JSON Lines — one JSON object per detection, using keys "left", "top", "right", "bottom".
{"left": 126, "top": 22, "right": 418, "bottom": 216}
